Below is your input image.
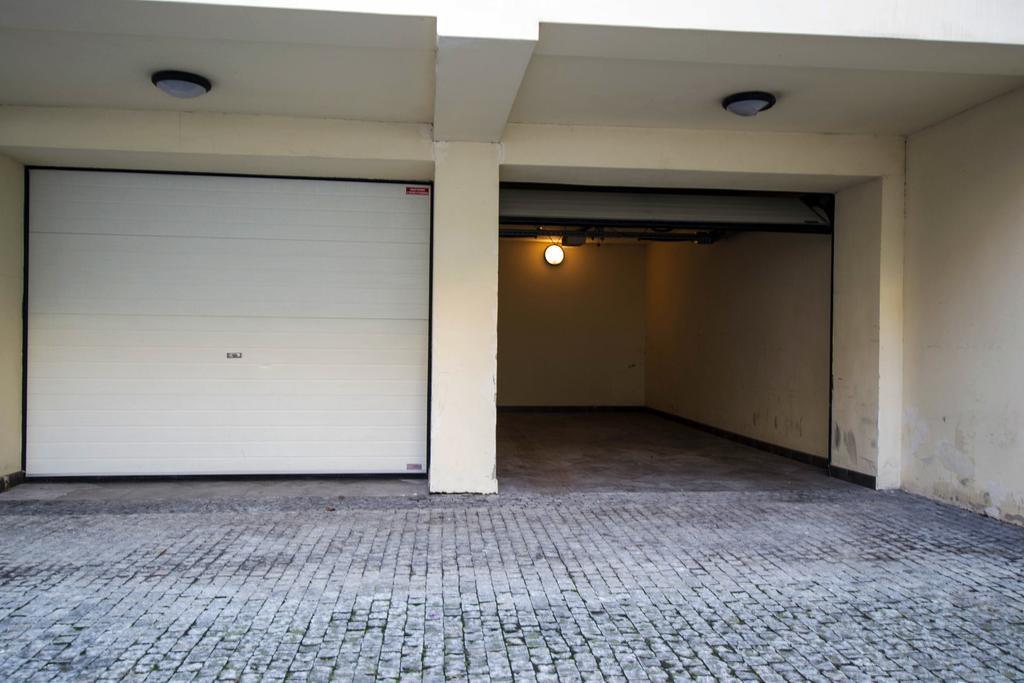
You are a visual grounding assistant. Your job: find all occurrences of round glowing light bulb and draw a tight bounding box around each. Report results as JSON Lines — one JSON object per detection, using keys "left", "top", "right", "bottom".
{"left": 544, "top": 244, "right": 565, "bottom": 266}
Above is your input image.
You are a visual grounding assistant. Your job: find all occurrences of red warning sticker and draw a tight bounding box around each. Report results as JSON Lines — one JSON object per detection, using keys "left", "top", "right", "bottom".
{"left": 405, "top": 186, "right": 430, "bottom": 196}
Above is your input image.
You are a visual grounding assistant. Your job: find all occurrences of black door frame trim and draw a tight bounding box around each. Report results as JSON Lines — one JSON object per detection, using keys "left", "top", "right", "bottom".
{"left": 22, "top": 165, "right": 434, "bottom": 479}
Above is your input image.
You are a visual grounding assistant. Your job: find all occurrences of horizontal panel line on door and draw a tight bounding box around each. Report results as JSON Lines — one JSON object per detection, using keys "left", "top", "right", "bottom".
{"left": 28, "top": 313, "right": 428, "bottom": 322}
{"left": 31, "top": 198, "right": 428, "bottom": 213}
{"left": 31, "top": 231, "right": 429, "bottom": 245}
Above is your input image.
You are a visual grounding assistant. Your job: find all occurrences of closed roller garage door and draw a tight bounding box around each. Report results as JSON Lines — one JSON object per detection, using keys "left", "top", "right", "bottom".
{"left": 26, "top": 169, "right": 430, "bottom": 476}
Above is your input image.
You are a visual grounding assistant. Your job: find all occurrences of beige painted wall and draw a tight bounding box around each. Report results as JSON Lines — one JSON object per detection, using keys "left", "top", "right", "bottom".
{"left": 0, "top": 107, "right": 434, "bottom": 181}
{"left": 903, "top": 86, "right": 1024, "bottom": 524}
{"left": 0, "top": 155, "right": 23, "bottom": 477}
{"left": 645, "top": 233, "right": 832, "bottom": 457}
{"left": 497, "top": 240, "right": 645, "bottom": 406}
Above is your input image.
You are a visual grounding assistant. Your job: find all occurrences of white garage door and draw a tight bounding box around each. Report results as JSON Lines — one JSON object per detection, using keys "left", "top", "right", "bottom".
{"left": 27, "top": 169, "right": 430, "bottom": 476}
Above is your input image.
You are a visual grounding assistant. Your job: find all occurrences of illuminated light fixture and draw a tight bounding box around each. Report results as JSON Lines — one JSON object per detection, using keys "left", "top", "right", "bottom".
{"left": 722, "top": 91, "right": 776, "bottom": 117}
{"left": 544, "top": 244, "right": 565, "bottom": 266}
{"left": 151, "top": 70, "right": 212, "bottom": 99}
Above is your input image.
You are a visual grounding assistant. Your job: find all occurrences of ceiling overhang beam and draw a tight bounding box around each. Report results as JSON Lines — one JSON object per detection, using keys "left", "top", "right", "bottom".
{"left": 433, "top": 31, "right": 537, "bottom": 142}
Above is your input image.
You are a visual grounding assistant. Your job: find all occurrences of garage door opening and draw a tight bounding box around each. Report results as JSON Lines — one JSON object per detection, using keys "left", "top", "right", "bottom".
{"left": 496, "top": 184, "right": 834, "bottom": 493}
{"left": 25, "top": 168, "right": 431, "bottom": 477}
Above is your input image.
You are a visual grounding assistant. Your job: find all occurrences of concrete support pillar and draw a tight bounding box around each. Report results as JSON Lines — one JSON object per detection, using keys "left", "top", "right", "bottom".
{"left": 833, "top": 175, "right": 903, "bottom": 489}
{"left": 429, "top": 142, "right": 500, "bottom": 493}
{"left": 876, "top": 175, "right": 904, "bottom": 489}
{"left": 0, "top": 155, "right": 24, "bottom": 485}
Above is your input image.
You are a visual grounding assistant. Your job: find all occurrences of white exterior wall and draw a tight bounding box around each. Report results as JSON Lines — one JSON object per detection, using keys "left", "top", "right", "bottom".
{"left": 161, "top": 1, "right": 1024, "bottom": 46}
{"left": 903, "top": 87, "right": 1024, "bottom": 523}
{"left": 430, "top": 142, "right": 500, "bottom": 493}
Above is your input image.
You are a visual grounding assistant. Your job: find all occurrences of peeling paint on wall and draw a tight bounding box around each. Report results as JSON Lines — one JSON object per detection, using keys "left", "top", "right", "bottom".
{"left": 903, "top": 87, "right": 1024, "bottom": 526}
{"left": 843, "top": 431, "right": 858, "bottom": 466}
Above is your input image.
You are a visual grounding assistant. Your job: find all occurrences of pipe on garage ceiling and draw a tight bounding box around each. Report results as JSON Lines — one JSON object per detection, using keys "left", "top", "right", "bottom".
{"left": 497, "top": 184, "right": 835, "bottom": 241}
{"left": 498, "top": 225, "right": 726, "bottom": 244}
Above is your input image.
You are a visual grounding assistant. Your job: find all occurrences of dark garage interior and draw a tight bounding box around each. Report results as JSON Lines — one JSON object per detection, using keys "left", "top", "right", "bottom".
{"left": 495, "top": 185, "right": 836, "bottom": 492}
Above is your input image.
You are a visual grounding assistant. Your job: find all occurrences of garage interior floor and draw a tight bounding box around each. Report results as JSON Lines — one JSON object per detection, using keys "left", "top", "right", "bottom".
{"left": 497, "top": 410, "right": 841, "bottom": 494}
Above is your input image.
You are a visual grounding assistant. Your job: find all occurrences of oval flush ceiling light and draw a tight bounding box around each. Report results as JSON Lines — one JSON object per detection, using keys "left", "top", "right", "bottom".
{"left": 722, "top": 91, "right": 776, "bottom": 117}
{"left": 151, "top": 70, "right": 212, "bottom": 99}
{"left": 544, "top": 244, "right": 565, "bottom": 266}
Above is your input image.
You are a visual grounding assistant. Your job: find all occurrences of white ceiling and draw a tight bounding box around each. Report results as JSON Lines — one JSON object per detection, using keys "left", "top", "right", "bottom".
{"left": 508, "top": 23, "right": 1024, "bottom": 136}
{"left": 509, "top": 56, "right": 1022, "bottom": 136}
{"left": 1, "top": 1, "right": 1024, "bottom": 138}
{"left": 0, "top": 1, "right": 436, "bottom": 122}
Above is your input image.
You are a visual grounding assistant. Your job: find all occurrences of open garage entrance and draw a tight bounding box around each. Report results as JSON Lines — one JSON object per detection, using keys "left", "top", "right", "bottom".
{"left": 496, "top": 184, "right": 835, "bottom": 492}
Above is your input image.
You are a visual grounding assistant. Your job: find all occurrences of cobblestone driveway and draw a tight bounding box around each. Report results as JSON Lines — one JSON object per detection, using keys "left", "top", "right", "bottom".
{"left": 0, "top": 487, "right": 1022, "bottom": 681}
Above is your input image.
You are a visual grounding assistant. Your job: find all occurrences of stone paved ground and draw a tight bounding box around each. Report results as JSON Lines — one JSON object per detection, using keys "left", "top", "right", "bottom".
{"left": 0, "top": 487, "right": 1022, "bottom": 682}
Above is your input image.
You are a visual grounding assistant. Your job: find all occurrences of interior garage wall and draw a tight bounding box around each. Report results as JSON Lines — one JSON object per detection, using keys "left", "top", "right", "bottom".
{"left": 645, "top": 233, "right": 831, "bottom": 457}
{"left": 497, "top": 239, "right": 645, "bottom": 406}
{"left": 0, "top": 154, "right": 23, "bottom": 480}
{"left": 904, "top": 86, "right": 1024, "bottom": 524}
